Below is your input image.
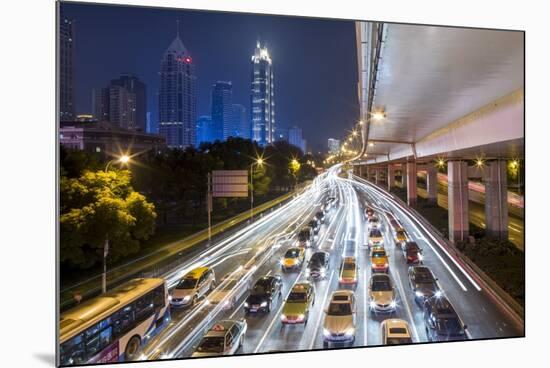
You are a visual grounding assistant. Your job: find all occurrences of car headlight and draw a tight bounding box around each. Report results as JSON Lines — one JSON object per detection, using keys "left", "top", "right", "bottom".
{"left": 418, "top": 254, "right": 424, "bottom": 260}
{"left": 369, "top": 301, "right": 377, "bottom": 309}
{"left": 435, "top": 290, "right": 442, "bottom": 298}
{"left": 323, "top": 328, "right": 331, "bottom": 337}
{"left": 320, "top": 267, "right": 326, "bottom": 273}
{"left": 297, "top": 314, "right": 305, "bottom": 321}
{"left": 244, "top": 302, "right": 249, "bottom": 307}
{"left": 260, "top": 301, "right": 268, "bottom": 307}
{"left": 415, "top": 291, "right": 423, "bottom": 298}
{"left": 390, "top": 300, "right": 397, "bottom": 309}
{"left": 345, "top": 328, "right": 355, "bottom": 336}
{"left": 281, "top": 314, "right": 287, "bottom": 321}
{"left": 280, "top": 260, "right": 285, "bottom": 265}
{"left": 305, "top": 269, "right": 310, "bottom": 275}
{"left": 168, "top": 295, "right": 173, "bottom": 301}
{"left": 183, "top": 295, "right": 191, "bottom": 301}
{"left": 384, "top": 263, "right": 389, "bottom": 268}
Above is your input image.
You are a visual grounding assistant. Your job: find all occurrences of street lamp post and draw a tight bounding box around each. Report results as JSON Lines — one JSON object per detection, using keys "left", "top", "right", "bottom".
{"left": 102, "top": 154, "right": 130, "bottom": 294}
{"left": 250, "top": 158, "right": 264, "bottom": 222}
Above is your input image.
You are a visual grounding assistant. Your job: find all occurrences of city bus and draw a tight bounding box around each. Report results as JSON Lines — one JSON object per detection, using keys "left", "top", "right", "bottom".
{"left": 59, "top": 278, "right": 170, "bottom": 365}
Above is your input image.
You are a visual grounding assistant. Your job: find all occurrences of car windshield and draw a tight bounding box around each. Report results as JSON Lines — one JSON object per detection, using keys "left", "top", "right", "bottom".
{"left": 310, "top": 253, "right": 326, "bottom": 263}
{"left": 397, "top": 230, "right": 405, "bottom": 237}
{"left": 386, "top": 337, "right": 412, "bottom": 345}
{"left": 287, "top": 292, "right": 307, "bottom": 303}
{"left": 407, "top": 243, "right": 420, "bottom": 251}
{"left": 284, "top": 249, "right": 300, "bottom": 258}
{"left": 343, "top": 262, "right": 356, "bottom": 270}
{"left": 372, "top": 251, "right": 386, "bottom": 258}
{"left": 370, "top": 229, "right": 382, "bottom": 237}
{"left": 327, "top": 302, "right": 352, "bottom": 315}
{"left": 196, "top": 336, "right": 225, "bottom": 353}
{"left": 369, "top": 218, "right": 379, "bottom": 223}
{"left": 176, "top": 277, "right": 197, "bottom": 289}
{"left": 298, "top": 231, "right": 309, "bottom": 240}
{"left": 371, "top": 279, "right": 391, "bottom": 291}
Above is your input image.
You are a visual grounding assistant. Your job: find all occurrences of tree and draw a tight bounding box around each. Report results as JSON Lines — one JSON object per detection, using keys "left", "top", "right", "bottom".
{"left": 60, "top": 170, "right": 156, "bottom": 269}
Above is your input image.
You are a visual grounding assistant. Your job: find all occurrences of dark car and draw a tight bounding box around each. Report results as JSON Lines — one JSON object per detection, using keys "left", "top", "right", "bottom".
{"left": 306, "top": 251, "right": 330, "bottom": 280}
{"left": 315, "top": 211, "right": 326, "bottom": 224}
{"left": 298, "top": 226, "right": 314, "bottom": 247}
{"left": 403, "top": 241, "right": 423, "bottom": 264}
{"left": 308, "top": 219, "right": 321, "bottom": 235}
{"left": 244, "top": 275, "right": 283, "bottom": 314}
{"left": 408, "top": 266, "right": 441, "bottom": 304}
{"left": 423, "top": 296, "right": 467, "bottom": 342}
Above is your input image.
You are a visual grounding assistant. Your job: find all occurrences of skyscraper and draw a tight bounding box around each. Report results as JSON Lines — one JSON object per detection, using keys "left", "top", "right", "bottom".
{"left": 250, "top": 41, "right": 275, "bottom": 146}
{"left": 231, "top": 104, "right": 248, "bottom": 139}
{"left": 59, "top": 11, "right": 75, "bottom": 121}
{"left": 327, "top": 138, "right": 341, "bottom": 154}
{"left": 196, "top": 115, "right": 214, "bottom": 145}
{"left": 91, "top": 74, "right": 147, "bottom": 131}
{"left": 288, "top": 125, "right": 306, "bottom": 153}
{"left": 211, "top": 81, "right": 233, "bottom": 141}
{"left": 158, "top": 27, "right": 197, "bottom": 148}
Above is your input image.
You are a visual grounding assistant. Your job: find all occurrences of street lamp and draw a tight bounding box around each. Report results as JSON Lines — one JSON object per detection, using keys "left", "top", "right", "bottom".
{"left": 250, "top": 157, "right": 264, "bottom": 222}
{"left": 102, "top": 154, "right": 130, "bottom": 294}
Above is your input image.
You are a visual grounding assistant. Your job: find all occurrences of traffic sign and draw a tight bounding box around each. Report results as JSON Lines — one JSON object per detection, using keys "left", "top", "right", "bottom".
{"left": 212, "top": 170, "right": 249, "bottom": 197}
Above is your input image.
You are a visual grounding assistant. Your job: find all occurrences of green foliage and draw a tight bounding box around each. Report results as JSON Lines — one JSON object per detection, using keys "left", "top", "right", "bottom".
{"left": 60, "top": 170, "right": 157, "bottom": 269}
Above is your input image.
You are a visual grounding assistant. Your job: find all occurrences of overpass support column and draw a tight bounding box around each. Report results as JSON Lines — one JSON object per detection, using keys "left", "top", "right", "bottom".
{"left": 387, "top": 164, "right": 395, "bottom": 191}
{"left": 401, "top": 164, "right": 407, "bottom": 188}
{"left": 448, "top": 161, "right": 469, "bottom": 243}
{"left": 375, "top": 168, "right": 381, "bottom": 185}
{"left": 406, "top": 162, "right": 417, "bottom": 207}
{"left": 484, "top": 160, "right": 509, "bottom": 239}
{"left": 427, "top": 165, "right": 438, "bottom": 205}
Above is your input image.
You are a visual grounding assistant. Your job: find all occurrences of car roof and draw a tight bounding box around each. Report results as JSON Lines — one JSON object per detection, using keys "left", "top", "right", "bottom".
{"left": 185, "top": 266, "right": 210, "bottom": 279}
{"left": 383, "top": 319, "right": 411, "bottom": 336}
{"left": 343, "top": 256, "right": 356, "bottom": 263}
{"left": 331, "top": 290, "right": 354, "bottom": 302}
{"left": 205, "top": 320, "right": 239, "bottom": 337}
{"left": 291, "top": 282, "right": 311, "bottom": 293}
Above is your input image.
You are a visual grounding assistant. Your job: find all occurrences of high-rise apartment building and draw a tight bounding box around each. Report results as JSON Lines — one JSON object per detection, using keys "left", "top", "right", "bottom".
{"left": 250, "top": 41, "right": 275, "bottom": 145}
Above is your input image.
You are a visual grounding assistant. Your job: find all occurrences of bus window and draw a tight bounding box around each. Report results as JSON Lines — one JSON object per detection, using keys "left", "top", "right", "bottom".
{"left": 60, "top": 334, "right": 85, "bottom": 365}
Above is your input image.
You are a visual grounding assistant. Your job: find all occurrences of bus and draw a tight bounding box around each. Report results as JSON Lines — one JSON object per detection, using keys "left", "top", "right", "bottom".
{"left": 59, "top": 278, "right": 170, "bottom": 365}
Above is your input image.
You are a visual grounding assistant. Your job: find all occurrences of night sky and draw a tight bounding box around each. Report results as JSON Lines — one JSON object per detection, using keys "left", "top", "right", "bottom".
{"left": 62, "top": 1, "right": 359, "bottom": 151}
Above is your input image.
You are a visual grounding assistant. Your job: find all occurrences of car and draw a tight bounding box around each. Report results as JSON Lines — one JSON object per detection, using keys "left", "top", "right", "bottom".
{"left": 244, "top": 275, "right": 283, "bottom": 314}
{"left": 281, "top": 247, "right": 306, "bottom": 272}
{"left": 371, "top": 247, "right": 389, "bottom": 273}
{"left": 191, "top": 319, "right": 247, "bottom": 357}
{"left": 364, "top": 206, "right": 375, "bottom": 218}
{"left": 368, "top": 228, "right": 384, "bottom": 248}
{"left": 208, "top": 271, "right": 250, "bottom": 309}
{"left": 281, "top": 282, "right": 315, "bottom": 325}
{"left": 306, "top": 251, "right": 330, "bottom": 280}
{"left": 368, "top": 273, "right": 396, "bottom": 313}
{"left": 297, "top": 226, "right": 314, "bottom": 247}
{"left": 325, "top": 197, "right": 336, "bottom": 211}
{"left": 408, "top": 266, "right": 442, "bottom": 304}
{"left": 315, "top": 211, "right": 326, "bottom": 224}
{"left": 381, "top": 319, "right": 413, "bottom": 345}
{"left": 367, "top": 216, "right": 382, "bottom": 230}
{"left": 170, "top": 267, "right": 216, "bottom": 307}
{"left": 403, "top": 241, "right": 423, "bottom": 264}
{"left": 323, "top": 290, "right": 356, "bottom": 346}
{"left": 423, "top": 296, "right": 468, "bottom": 342}
{"left": 308, "top": 219, "right": 321, "bottom": 235}
{"left": 339, "top": 256, "right": 358, "bottom": 287}
{"left": 394, "top": 227, "right": 408, "bottom": 246}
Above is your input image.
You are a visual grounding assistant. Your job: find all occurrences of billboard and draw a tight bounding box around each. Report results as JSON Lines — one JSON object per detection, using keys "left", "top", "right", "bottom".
{"left": 212, "top": 170, "right": 249, "bottom": 197}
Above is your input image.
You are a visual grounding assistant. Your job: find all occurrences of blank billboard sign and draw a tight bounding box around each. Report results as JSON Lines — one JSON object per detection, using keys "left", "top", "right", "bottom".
{"left": 212, "top": 170, "right": 249, "bottom": 197}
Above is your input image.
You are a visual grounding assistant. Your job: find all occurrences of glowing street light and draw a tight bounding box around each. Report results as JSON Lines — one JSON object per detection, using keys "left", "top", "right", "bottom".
{"left": 368, "top": 142, "right": 374, "bottom": 147}
{"left": 105, "top": 154, "right": 130, "bottom": 172}
{"left": 475, "top": 158, "right": 484, "bottom": 168}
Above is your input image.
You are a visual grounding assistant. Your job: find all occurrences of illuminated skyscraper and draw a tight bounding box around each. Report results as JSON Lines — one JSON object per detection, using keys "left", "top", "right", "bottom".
{"left": 250, "top": 41, "right": 275, "bottom": 146}
{"left": 211, "top": 81, "right": 233, "bottom": 141}
{"left": 158, "top": 27, "right": 197, "bottom": 148}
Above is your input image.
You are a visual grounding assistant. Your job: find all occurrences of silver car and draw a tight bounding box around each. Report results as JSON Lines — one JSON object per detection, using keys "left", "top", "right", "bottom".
{"left": 191, "top": 319, "right": 247, "bottom": 357}
{"left": 323, "top": 290, "right": 356, "bottom": 346}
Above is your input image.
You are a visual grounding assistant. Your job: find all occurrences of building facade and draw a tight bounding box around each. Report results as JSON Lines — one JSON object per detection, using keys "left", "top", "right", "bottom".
{"left": 250, "top": 41, "right": 275, "bottom": 146}
{"left": 328, "top": 138, "right": 341, "bottom": 154}
{"left": 196, "top": 115, "right": 214, "bottom": 145}
{"left": 230, "top": 104, "right": 248, "bottom": 139}
{"left": 288, "top": 125, "right": 306, "bottom": 153}
{"left": 158, "top": 32, "right": 197, "bottom": 148}
{"left": 59, "top": 11, "right": 75, "bottom": 121}
{"left": 211, "top": 81, "right": 233, "bottom": 141}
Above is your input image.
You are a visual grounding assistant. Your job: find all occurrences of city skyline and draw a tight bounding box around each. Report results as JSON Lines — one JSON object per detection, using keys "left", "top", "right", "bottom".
{"left": 61, "top": 2, "right": 358, "bottom": 150}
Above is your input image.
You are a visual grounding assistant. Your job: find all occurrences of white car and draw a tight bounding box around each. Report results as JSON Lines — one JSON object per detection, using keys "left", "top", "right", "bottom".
{"left": 323, "top": 290, "right": 356, "bottom": 346}
{"left": 191, "top": 319, "right": 247, "bottom": 357}
{"left": 381, "top": 319, "right": 412, "bottom": 345}
{"left": 368, "top": 228, "right": 384, "bottom": 248}
{"left": 367, "top": 216, "right": 382, "bottom": 230}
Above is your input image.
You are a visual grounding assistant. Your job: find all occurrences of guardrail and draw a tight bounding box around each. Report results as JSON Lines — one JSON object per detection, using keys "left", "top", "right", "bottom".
{"left": 353, "top": 175, "right": 524, "bottom": 327}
